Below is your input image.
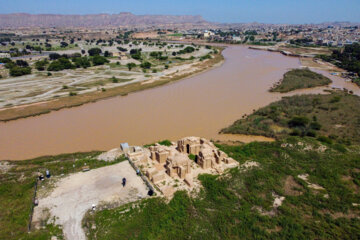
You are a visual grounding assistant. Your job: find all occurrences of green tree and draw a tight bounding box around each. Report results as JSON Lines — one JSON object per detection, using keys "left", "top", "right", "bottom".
{"left": 9, "top": 66, "right": 31, "bottom": 77}
{"left": 127, "top": 63, "right": 136, "bottom": 71}
{"left": 88, "top": 48, "right": 102, "bottom": 56}
{"left": 140, "top": 61, "right": 152, "bottom": 69}
{"left": 92, "top": 56, "right": 109, "bottom": 66}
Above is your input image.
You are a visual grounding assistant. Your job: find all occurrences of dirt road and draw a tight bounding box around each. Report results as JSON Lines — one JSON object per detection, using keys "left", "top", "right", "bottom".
{"left": 33, "top": 161, "right": 149, "bottom": 240}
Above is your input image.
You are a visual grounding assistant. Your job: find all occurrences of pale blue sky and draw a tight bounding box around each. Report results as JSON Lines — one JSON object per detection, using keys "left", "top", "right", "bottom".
{"left": 0, "top": 0, "right": 359, "bottom": 24}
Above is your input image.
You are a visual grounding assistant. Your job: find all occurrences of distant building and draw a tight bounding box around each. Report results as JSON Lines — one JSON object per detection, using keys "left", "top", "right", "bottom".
{"left": 203, "top": 30, "right": 215, "bottom": 38}
{"left": 0, "top": 52, "right": 11, "bottom": 58}
{"left": 232, "top": 36, "right": 242, "bottom": 42}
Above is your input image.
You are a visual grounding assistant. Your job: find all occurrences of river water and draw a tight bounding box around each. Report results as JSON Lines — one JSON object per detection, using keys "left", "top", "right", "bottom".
{"left": 1, "top": 46, "right": 359, "bottom": 160}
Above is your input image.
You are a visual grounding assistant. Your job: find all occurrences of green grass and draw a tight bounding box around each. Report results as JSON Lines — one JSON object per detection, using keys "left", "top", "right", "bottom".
{"left": 270, "top": 68, "right": 331, "bottom": 93}
{"left": 0, "top": 152, "right": 125, "bottom": 240}
{"left": 167, "top": 33, "right": 183, "bottom": 37}
{"left": 221, "top": 91, "right": 360, "bottom": 145}
{"left": 84, "top": 138, "right": 360, "bottom": 239}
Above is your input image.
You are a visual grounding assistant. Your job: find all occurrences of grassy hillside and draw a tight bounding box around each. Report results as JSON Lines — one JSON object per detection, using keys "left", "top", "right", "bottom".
{"left": 0, "top": 152, "right": 124, "bottom": 240}
{"left": 221, "top": 91, "right": 360, "bottom": 145}
{"left": 84, "top": 138, "right": 360, "bottom": 239}
{"left": 270, "top": 68, "right": 331, "bottom": 93}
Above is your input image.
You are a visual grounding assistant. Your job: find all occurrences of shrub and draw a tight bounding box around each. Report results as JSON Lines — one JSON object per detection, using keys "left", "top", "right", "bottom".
{"left": 92, "top": 56, "right": 109, "bottom": 66}
{"left": 16, "top": 60, "right": 29, "bottom": 67}
{"left": 111, "top": 76, "right": 118, "bottom": 83}
{"left": 178, "top": 46, "right": 195, "bottom": 54}
{"left": 72, "top": 56, "right": 91, "bottom": 68}
{"left": 330, "top": 95, "right": 341, "bottom": 103}
{"left": 47, "top": 58, "right": 74, "bottom": 71}
{"left": 9, "top": 66, "right": 31, "bottom": 77}
{"left": 310, "top": 122, "right": 322, "bottom": 130}
{"left": 117, "top": 47, "right": 127, "bottom": 52}
{"left": 49, "top": 53, "right": 61, "bottom": 60}
{"left": 306, "top": 130, "right": 317, "bottom": 137}
{"left": 317, "top": 136, "right": 333, "bottom": 144}
{"left": 288, "top": 116, "right": 309, "bottom": 128}
{"left": 158, "top": 140, "right": 172, "bottom": 146}
{"left": 126, "top": 63, "right": 136, "bottom": 71}
{"left": 140, "top": 61, "right": 151, "bottom": 69}
{"left": 69, "top": 92, "right": 77, "bottom": 96}
{"left": 88, "top": 48, "right": 102, "bottom": 56}
{"left": 35, "top": 59, "right": 48, "bottom": 71}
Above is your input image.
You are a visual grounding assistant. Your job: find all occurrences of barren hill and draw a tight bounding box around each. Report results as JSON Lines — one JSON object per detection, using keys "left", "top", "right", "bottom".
{"left": 0, "top": 12, "right": 210, "bottom": 28}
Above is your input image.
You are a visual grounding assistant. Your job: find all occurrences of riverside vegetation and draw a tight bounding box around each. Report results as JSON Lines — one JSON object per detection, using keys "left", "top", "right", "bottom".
{"left": 221, "top": 91, "right": 360, "bottom": 145}
{"left": 270, "top": 68, "right": 331, "bottom": 93}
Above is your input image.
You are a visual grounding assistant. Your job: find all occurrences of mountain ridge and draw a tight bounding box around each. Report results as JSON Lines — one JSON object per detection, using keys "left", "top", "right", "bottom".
{"left": 0, "top": 12, "right": 209, "bottom": 28}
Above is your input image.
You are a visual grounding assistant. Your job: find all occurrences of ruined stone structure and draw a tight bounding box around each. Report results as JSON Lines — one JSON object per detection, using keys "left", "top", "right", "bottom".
{"left": 177, "top": 137, "right": 233, "bottom": 170}
{"left": 128, "top": 137, "right": 238, "bottom": 198}
{"left": 149, "top": 145, "right": 192, "bottom": 180}
{"left": 165, "top": 152, "right": 191, "bottom": 179}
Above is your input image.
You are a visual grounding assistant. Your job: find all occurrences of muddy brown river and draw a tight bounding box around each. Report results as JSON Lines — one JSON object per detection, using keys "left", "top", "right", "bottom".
{"left": 1, "top": 46, "right": 359, "bottom": 160}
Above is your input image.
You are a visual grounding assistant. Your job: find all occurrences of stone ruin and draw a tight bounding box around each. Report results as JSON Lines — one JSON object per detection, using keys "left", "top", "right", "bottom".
{"left": 99, "top": 137, "right": 239, "bottom": 198}
{"left": 127, "top": 137, "right": 238, "bottom": 197}
{"left": 176, "top": 136, "right": 234, "bottom": 170}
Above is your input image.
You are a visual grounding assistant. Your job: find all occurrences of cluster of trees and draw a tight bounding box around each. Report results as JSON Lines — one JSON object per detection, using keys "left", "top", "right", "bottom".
{"left": 88, "top": 48, "right": 102, "bottom": 56}
{"left": 35, "top": 59, "right": 49, "bottom": 71}
{"left": 290, "top": 38, "right": 313, "bottom": 45}
{"left": 149, "top": 51, "right": 168, "bottom": 60}
{"left": 0, "top": 58, "right": 31, "bottom": 77}
{"left": 140, "top": 61, "right": 152, "bottom": 69}
{"left": 130, "top": 48, "right": 142, "bottom": 60}
{"left": 47, "top": 55, "right": 108, "bottom": 71}
{"left": 45, "top": 48, "right": 109, "bottom": 71}
{"left": 117, "top": 47, "right": 127, "bottom": 52}
{"left": 126, "top": 63, "right": 136, "bottom": 71}
{"left": 288, "top": 115, "right": 322, "bottom": 137}
{"left": 177, "top": 46, "right": 195, "bottom": 55}
{"left": 321, "top": 43, "right": 360, "bottom": 76}
{"left": 47, "top": 58, "right": 75, "bottom": 71}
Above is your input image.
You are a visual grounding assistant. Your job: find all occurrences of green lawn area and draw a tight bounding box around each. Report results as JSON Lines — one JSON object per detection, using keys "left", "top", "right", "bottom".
{"left": 84, "top": 138, "right": 360, "bottom": 239}
{"left": 270, "top": 68, "right": 331, "bottom": 93}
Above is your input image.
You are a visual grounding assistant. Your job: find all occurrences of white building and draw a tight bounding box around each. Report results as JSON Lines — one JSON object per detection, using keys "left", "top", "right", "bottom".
{"left": 0, "top": 53, "right": 11, "bottom": 58}
{"left": 203, "top": 30, "right": 215, "bottom": 38}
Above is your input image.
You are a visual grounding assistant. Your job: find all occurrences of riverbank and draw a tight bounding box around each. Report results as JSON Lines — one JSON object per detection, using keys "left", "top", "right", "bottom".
{"left": 221, "top": 90, "right": 360, "bottom": 145}
{"left": 0, "top": 48, "right": 224, "bottom": 122}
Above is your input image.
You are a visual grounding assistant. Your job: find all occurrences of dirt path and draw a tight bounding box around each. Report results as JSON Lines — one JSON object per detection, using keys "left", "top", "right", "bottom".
{"left": 33, "top": 161, "right": 149, "bottom": 240}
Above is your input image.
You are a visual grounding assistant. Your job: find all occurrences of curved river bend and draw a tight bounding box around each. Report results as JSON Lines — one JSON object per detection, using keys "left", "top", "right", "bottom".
{"left": 1, "top": 46, "right": 359, "bottom": 160}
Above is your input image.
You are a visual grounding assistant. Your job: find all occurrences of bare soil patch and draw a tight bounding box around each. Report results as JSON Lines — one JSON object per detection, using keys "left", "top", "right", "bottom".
{"left": 284, "top": 175, "right": 303, "bottom": 196}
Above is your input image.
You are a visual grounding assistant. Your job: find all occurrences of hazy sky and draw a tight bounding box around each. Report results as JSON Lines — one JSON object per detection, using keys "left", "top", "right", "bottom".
{"left": 1, "top": 0, "right": 359, "bottom": 24}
